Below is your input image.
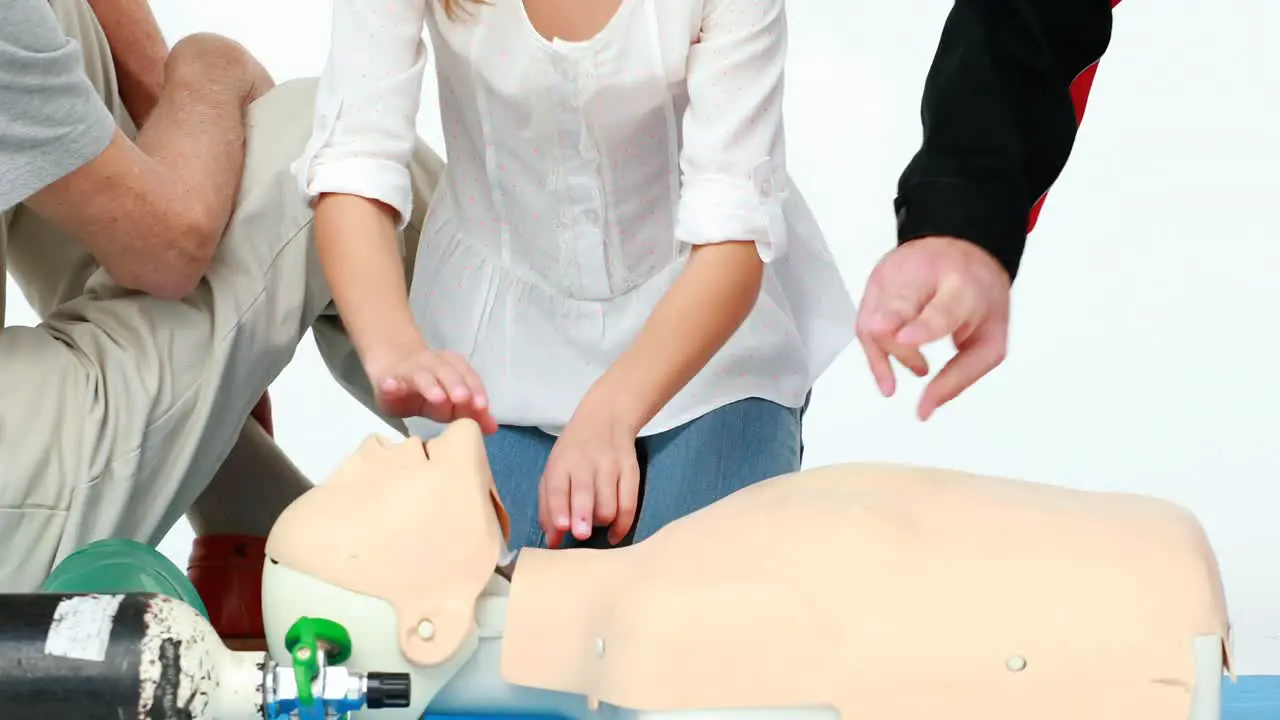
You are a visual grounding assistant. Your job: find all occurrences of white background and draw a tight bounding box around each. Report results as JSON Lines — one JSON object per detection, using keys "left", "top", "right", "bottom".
{"left": 9, "top": 0, "right": 1276, "bottom": 671}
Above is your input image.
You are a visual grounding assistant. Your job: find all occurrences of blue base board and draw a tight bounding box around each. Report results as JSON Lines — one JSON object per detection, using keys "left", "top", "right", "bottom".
{"left": 422, "top": 676, "right": 1280, "bottom": 719}
{"left": 1223, "top": 675, "right": 1280, "bottom": 719}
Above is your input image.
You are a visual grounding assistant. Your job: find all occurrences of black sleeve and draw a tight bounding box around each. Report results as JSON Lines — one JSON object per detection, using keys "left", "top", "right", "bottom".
{"left": 893, "top": 0, "right": 1115, "bottom": 280}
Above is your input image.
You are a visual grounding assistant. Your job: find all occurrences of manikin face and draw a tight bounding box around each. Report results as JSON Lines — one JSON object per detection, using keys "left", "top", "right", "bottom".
{"left": 265, "top": 419, "right": 509, "bottom": 667}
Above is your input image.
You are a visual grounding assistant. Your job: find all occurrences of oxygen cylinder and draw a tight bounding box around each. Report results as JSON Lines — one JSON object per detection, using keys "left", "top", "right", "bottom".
{"left": 0, "top": 592, "right": 262, "bottom": 719}
{"left": 0, "top": 592, "right": 411, "bottom": 720}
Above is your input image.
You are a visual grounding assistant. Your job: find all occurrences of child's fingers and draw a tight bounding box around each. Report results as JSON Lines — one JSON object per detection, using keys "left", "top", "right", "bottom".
{"left": 378, "top": 376, "right": 410, "bottom": 396}
{"left": 444, "top": 354, "right": 489, "bottom": 409}
{"left": 541, "top": 465, "right": 572, "bottom": 546}
{"left": 432, "top": 354, "right": 495, "bottom": 432}
{"left": 608, "top": 455, "right": 641, "bottom": 545}
{"left": 375, "top": 376, "right": 422, "bottom": 417}
{"left": 538, "top": 480, "right": 565, "bottom": 549}
{"left": 409, "top": 372, "right": 448, "bottom": 405}
{"left": 569, "top": 468, "right": 595, "bottom": 541}
{"left": 427, "top": 360, "right": 471, "bottom": 405}
{"left": 592, "top": 466, "right": 618, "bottom": 527}
{"left": 469, "top": 408, "right": 499, "bottom": 435}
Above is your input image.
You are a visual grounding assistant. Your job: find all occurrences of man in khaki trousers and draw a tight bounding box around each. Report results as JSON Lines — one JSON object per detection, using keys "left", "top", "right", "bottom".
{"left": 0, "top": 0, "right": 441, "bottom": 643}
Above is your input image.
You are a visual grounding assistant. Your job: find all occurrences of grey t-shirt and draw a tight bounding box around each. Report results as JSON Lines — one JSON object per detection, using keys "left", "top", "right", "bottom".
{"left": 0, "top": 0, "right": 117, "bottom": 212}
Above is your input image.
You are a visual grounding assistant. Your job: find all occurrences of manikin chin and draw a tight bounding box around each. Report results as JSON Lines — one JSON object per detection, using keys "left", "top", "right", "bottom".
{"left": 262, "top": 419, "right": 1233, "bottom": 720}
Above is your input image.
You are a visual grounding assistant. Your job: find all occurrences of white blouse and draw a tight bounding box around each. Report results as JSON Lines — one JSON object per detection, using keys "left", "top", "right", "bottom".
{"left": 295, "top": 0, "right": 856, "bottom": 437}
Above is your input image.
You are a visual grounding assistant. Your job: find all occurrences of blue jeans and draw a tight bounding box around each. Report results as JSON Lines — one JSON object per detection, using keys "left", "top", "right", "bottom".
{"left": 484, "top": 396, "right": 807, "bottom": 551}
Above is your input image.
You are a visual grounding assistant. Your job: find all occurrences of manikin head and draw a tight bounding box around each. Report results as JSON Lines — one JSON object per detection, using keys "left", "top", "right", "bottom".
{"left": 262, "top": 419, "right": 511, "bottom": 717}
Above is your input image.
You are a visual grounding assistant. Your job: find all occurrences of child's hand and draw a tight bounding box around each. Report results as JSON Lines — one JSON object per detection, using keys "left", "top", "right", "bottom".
{"left": 369, "top": 347, "right": 498, "bottom": 434}
{"left": 539, "top": 404, "right": 641, "bottom": 548}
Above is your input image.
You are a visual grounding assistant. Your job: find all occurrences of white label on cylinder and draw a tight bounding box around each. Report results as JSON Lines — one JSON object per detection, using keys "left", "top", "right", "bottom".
{"left": 45, "top": 594, "right": 125, "bottom": 662}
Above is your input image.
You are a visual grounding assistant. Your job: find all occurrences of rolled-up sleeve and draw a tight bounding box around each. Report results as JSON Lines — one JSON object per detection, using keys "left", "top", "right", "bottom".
{"left": 674, "top": 0, "right": 789, "bottom": 262}
{"left": 292, "top": 0, "right": 430, "bottom": 230}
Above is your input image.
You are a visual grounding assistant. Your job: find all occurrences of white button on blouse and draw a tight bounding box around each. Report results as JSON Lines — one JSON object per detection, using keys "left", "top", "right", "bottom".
{"left": 295, "top": 0, "right": 857, "bottom": 437}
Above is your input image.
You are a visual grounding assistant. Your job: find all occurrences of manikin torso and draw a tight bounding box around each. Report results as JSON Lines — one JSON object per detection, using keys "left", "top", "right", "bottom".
{"left": 263, "top": 420, "right": 1231, "bottom": 720}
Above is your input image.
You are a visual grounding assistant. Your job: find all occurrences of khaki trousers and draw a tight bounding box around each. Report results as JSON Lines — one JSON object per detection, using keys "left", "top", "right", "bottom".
{"left": 0, "top": 0, "right": 441, "bottom": 590}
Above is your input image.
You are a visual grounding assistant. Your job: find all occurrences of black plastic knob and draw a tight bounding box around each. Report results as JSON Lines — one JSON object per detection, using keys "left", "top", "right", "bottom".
{"left": 366, "top": 672, "right": 412, "bottom": 709}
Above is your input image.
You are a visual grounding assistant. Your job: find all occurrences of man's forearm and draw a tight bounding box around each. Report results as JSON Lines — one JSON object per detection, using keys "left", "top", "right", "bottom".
{"left": 585, "top": 241, "right": 764, "bottom": 433}
{"left": 127, "top": 34, "right": 271, "bottom": 294}
{"left": 25, "top": 32, "right": 272, "bottom": 300}
{"left": 895, "top": 0, "right": 1116, "bottom": 280}
{"left": 87, "top": 0, "right": 168, "bottom": 126}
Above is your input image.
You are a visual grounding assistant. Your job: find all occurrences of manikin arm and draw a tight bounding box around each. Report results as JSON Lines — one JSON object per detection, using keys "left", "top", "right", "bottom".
{"left": 894, "top": 0, "right": 1119, "bottom": 280}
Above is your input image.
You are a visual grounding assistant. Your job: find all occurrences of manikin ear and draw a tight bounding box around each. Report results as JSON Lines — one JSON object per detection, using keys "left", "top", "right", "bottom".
{"left": 394, "top": 596, "right": 479, "bottom": 667}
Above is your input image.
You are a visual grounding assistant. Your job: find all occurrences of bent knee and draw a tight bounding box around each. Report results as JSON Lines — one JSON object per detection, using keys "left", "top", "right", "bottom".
{"left": 243, "top": 77, "right": 323, "bottom": 176}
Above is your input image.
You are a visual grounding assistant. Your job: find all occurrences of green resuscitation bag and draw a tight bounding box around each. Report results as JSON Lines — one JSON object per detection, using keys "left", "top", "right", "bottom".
{"left": 41, "top": 537, "right": 209, "bottom": 619}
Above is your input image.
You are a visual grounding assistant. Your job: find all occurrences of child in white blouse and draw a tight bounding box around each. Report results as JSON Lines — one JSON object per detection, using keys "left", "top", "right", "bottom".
{"left": 299, "top": 0, "right": 856, "bottom": 549}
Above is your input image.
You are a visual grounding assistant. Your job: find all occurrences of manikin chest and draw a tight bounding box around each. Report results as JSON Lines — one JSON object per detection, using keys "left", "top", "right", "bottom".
{"left": 496, "top": 464, "right": 1231, "bottom": 719}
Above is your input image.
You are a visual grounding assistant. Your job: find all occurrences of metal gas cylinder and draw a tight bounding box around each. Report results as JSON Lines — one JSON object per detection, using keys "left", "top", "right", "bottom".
{"left": 0, "top": 592, "right": 410, "bottom": 720}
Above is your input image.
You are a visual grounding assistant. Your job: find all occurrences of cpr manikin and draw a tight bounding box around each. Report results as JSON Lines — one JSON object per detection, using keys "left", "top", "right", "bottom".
{"left": 263, "top": 420, "right": 1233, "bottom": 720}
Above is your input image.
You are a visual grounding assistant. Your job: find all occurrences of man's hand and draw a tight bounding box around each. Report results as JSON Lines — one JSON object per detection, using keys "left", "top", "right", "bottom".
{"left": 855, "top": 236, "right": 1011, "bottom": 420}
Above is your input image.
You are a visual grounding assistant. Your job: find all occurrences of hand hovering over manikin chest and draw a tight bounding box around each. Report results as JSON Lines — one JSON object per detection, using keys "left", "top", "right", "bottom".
{"left": 854, "top": 0, "right": 1117, "bottom": 419}
{"left": 855, "top": 236, "right": 1011, "bottom": 421}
